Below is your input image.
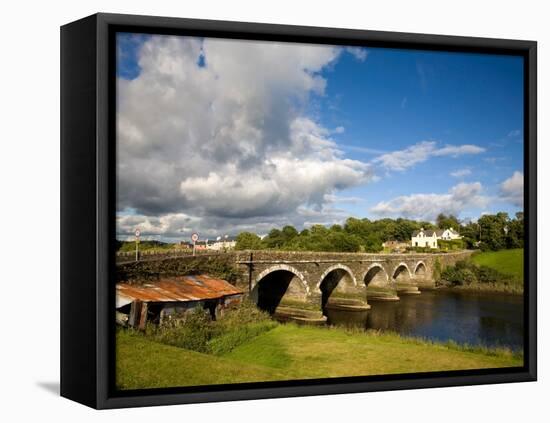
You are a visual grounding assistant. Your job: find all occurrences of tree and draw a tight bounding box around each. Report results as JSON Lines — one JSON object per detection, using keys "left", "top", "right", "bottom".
{"left": 460, "top": 222, "right": 480, "bottom": 249}
{"left": 262, "top": 228, "right": 283, "bottom": 249}
{"left": 478, "top": 214, "right": 507, "bottom": 251}
{"left": 235, "top": 232, "right": 264, "bottom": 250}
{"left": 506, "top": 212, "right": 524, "bottom": 249}
{"left": 436, "top": 213, "right": 461, "bottom": 230}
{"left": 364, "top": 233, "right": 383, "bottom": 253}
{"left": 281, "top": 225, "right": 299, "bottom": 243}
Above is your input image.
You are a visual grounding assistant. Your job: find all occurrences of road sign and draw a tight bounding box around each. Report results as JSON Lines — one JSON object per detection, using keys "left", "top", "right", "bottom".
{"left": 191, "top": 233, "right": 199, "bottom": 242}
{"left": 134, "top": 229, "right": 141, "bottom": 262}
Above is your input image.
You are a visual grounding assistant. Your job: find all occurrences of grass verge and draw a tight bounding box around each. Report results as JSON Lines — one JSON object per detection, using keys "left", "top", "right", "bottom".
{"left": 117, "top": 323, "right": 522, "bottom": 390}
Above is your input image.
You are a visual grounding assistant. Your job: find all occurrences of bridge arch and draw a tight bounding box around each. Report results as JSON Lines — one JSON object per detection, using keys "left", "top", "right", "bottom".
{"left": 317, "top": 265, "right": 357, "bottom": 310}
{"left": 414, "top": 261, "right": 427, "bottom": 277}
{"left": 251, "top": 265, "right": 309, "bottom": 314}
{"left": 316, "top": 264, "right": 357, "bottom": 291}
{"left": 253, "top": 265, "right": 309, "bottom": 293}
{"left": 362, "top": 263, "right": 390, "bottom": 287}
{"left": 392, "top": 262, "right": 413, "bottom": 282}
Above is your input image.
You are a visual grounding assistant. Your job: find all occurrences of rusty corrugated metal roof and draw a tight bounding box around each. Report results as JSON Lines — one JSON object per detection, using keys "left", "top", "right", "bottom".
{"left": 116, "top": 275, "right": 242, "bottom": 308}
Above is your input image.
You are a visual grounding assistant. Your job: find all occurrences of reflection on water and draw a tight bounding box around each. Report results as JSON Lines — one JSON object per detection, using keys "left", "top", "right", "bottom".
{"left": 326, "top": 289, "right": 524, "bottom": 350}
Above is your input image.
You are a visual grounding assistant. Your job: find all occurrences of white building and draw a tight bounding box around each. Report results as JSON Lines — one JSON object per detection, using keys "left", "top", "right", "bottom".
{"left": 206, "top": 238, "right": 237, "bottom": 251}
{"left": 411, "top": 228, "right": 462, "bottom": 249}
{"left": 438, "top": 228, "right": 462, "bottom": 241}
{"left": 411, "top": 228, "right": 439, "bottom": 248}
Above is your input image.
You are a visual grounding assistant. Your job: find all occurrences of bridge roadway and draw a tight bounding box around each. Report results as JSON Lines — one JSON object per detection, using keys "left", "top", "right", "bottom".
{"left": 116, "top": 249, "right": 473, "bottom": 323}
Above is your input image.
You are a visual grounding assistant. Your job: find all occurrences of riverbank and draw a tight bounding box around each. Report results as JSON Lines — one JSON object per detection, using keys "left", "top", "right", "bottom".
{"left": 448, "top": 281, "right": 523, "bottom": 294}
{"left": 438, "top": 248, "right": 523, "bottom": 294}
{"left": 472, "top": 248, "right": 524, "bottom": 280}
{"left": 116, "top": 323, "right": 522, "bottom": 390}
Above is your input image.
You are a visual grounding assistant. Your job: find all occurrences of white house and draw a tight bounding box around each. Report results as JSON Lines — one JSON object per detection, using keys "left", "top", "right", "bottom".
{"left": 206, "top": 237, "right": 237, "bottom": 251}
{"left": 438, "top": 228, "right": 462, "bottom": 241}
{"left": 411, "top": 228, "right": 439, "bottom": 248}
{"left": 411, "top": 228, "right": 462, "bottom": 248}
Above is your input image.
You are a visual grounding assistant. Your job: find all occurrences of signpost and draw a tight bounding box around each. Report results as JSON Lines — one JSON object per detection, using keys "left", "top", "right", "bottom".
{"left": 191, "top": 232, "right": 199, "bottom": 256}
{"left": 134, "top": 229, "right": 141, "bottom": 262}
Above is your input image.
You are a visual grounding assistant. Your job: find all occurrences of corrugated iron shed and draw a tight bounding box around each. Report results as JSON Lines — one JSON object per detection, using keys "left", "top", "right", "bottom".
{"left": 116, "top": 275, "right": 242, "bottom": 308}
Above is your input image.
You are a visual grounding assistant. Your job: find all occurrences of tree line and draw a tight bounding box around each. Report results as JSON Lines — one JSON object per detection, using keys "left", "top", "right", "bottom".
{"left": 235, "top": 212, "right": 524, "bottom": 253}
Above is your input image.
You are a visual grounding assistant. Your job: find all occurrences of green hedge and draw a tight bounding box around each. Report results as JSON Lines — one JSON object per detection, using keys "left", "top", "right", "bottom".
{"left": 438, "top": 239, "right": 464, "bottom": 250}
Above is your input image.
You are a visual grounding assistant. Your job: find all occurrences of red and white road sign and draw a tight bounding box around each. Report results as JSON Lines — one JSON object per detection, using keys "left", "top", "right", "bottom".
{"left": 191, "top": 233, "right": 199, "bottom": 242}
{"left": 135, "top": 229, "right": 141, "bottom": 238}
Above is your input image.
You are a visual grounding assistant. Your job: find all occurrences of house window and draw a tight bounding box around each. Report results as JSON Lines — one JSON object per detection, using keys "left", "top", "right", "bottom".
{"left": 415, "top": 242, "right": 418, "bottom": 246}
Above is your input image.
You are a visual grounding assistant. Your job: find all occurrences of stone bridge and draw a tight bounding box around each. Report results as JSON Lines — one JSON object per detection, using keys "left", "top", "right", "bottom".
{"left": 233, "top": 250, "right": 474, "bottom": 322}
{"left": 116, "top": 249, "right": 473, "bottom": 323}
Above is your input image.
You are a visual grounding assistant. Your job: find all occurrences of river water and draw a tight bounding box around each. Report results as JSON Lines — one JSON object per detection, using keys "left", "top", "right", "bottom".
{"left": 325, "top": 289, "right": 524, "bottom": 350}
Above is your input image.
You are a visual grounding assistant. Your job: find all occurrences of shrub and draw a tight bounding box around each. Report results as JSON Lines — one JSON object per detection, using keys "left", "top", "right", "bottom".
{"left": 217, "top": 299, "right": 272, "bottom": 327}
{"left": 477, "top": 265, "right": 503, "bottom": 283}
{"left": 144, "top": 300, "right": 277, "bottom": 355}
{"left": 433, "top": 258, "right": 442, "bottom": 281}
{"left": 148, "top": 307, "right": 216, "bottom": 353}
{"left": 438, "top": 239, "right": 464, "bottom": 250}
{"left": 438, "top": 259, "right": 514, "bottom": 287}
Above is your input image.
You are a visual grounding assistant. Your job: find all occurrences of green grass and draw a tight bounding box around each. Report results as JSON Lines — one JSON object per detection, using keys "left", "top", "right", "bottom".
{"left": 117, "top": 324, "right": 522, "bottom": 390}
{"left": 116, "top": 330, "right": 285, "bottom": 389}
{"left": 472, "top": 248, "right": 524, "bottom": 280}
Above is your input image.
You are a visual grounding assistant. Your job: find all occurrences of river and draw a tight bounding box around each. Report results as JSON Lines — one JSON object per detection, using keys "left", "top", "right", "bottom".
{"left": 325, "top": 289, "right": 524, "bottom": 350}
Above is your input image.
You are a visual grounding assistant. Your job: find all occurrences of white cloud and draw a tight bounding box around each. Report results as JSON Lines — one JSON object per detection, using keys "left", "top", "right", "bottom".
{"left": 117, "top": 35, "right": 373, "bottom": 238}
{"left": 433, "top": 144, "right": 485, "bottom": 156}
{"left": 345, "top": 47, "right": 368, "bottom": 61}
{"left": 373, "top": 141, "right": 485, "bottom": 171}
{"left": 370, "top": 182, "right": 489, "bottom": 221}
{"left": 450, "top": 168, "right": 472, "bottom": 178}
{"left": 341, "top": 144, "right": 386, "bottom": 155}
{"left": 117, "top": 212, "right": 200, "bottom": 239}
{"left": 323, "top": 194, "right": 363, "bottom": 204}
{"left": 500, "top": 171, "right": 523, "bottom": 207}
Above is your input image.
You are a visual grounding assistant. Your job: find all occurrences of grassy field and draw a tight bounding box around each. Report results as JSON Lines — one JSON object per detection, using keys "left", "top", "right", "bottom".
{"left": 116, "top": 324, "right": 522, "bottom": 390}
{"left": 472, "top": 248, "right": 524, "bottom": 280}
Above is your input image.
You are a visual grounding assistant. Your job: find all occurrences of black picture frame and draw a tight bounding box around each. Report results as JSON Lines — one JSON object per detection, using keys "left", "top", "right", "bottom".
{"left": 61, "top": 12, "right": 537, "bottom": 409}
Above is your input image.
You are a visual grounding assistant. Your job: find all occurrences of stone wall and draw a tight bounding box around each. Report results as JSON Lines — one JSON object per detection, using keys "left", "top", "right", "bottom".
{"left": 116, "top": 249, "right": 474, "bottom": 314}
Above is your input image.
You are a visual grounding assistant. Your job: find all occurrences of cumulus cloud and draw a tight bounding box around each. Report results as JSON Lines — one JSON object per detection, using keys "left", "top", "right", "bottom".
{"left": 500, "top": 171, "right": 523, "bottom": 207}
{"left": 116, "top": 35, "right": 373, "bottom": 239}
{"left": 370, "top": 182, "right": 489, "bottom": 221}
{"left": 373, "top": 141, "right": 485, "bottom": 171}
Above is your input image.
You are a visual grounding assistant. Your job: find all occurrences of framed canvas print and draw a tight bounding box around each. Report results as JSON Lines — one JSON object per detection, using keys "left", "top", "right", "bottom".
{"left": 60, "top": 13, "right": 537, "bottom": 409}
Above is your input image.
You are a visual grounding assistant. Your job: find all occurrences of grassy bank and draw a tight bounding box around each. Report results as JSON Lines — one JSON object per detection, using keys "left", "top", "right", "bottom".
{"left": 116, "top": 323, "right": 522, "bottom": 390}
{"left": 472, "top": 248, "right": 523, "bottom": 280}
{"left": 439, "top": 248, "right": 523, "bottom": 294}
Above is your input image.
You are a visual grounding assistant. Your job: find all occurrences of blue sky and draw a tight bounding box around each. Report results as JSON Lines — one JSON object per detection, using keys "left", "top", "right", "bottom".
{"left": 116, "top": 33, "right": 524, "bottom": 240}
{"left": 316, "top": 47, "right": 523, "bottom": 221}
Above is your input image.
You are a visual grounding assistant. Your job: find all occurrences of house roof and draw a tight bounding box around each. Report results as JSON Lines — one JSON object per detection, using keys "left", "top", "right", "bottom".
{"left": 411, "top": 228, "right": 460, "bottom": 237}
{"left": 412, "top": 229, "right": 437, "bottom": 236}
{"left": 116, "top": 275, "right": 242, "bottom": 308}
